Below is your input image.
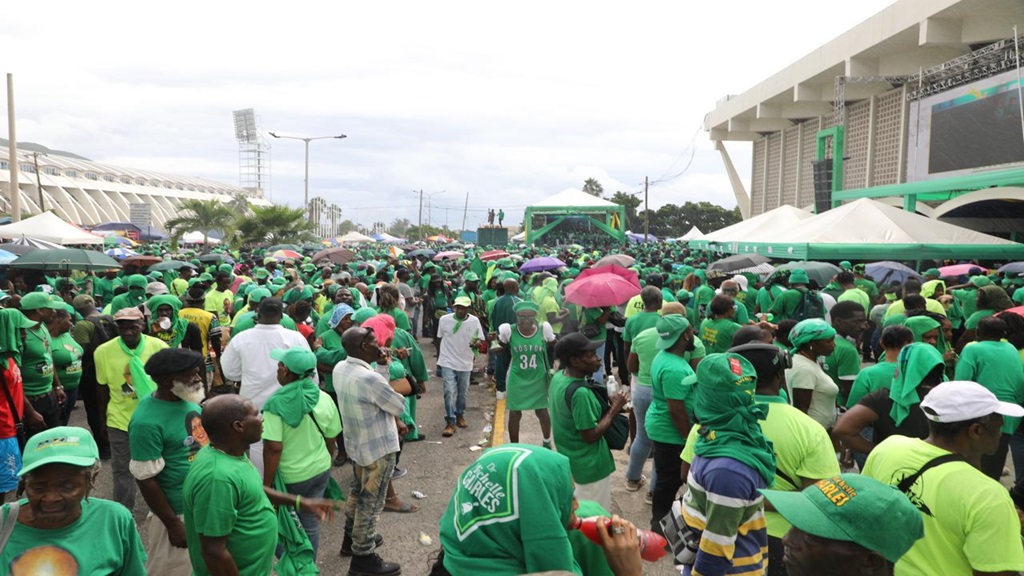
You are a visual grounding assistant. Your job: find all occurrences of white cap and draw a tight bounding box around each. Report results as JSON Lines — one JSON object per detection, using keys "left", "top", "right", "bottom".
{"left": 920, "top": 381, "right": 1024, "bottom": 423}
{"left": 732, "top": 274, "right": 749, "bottom": 291}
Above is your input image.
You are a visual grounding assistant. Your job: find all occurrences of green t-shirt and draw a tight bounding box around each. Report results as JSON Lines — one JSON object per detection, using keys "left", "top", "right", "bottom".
{"left": 316, "top": 329, "right": 348, "bottom": 393}
{"left": 846, "top": 361, "right": 896, "bottom": 408}
{"left": 837, "top": 288, "right": 871, "bottom": 314}
{"left": 230, "top": 312, "right": 297, "bottom": 337}
{"left": 631, "top": 327, "right": 660, "bottom": 386}
{"left": 863, "top": 435, "right": 1024, "bottom": 575}
{"left": 0, "top": 498, "right": 147, "bottom": 575}
{"left": 262, "top": 391, "right": 342, "bottom": 483}
{"left": 184, "top": 446, "right": 278, "bottom": 576}
{"left": 755, "top": 285, "right": 784, "bottom": 314}
{"left": 768, "top": 288, "right": 805, "bottom": 321}
{"left": 964, "top": 309, "right": 995, "bottom": 331}
{"left": 854, "top": 278, "right": 879, "bottom": 301}
{"left": 381, "top": 306, "right": 412, "bottom": 332}
{"left": 955, "top": 340, "right": 1024, "bottom": 434}
{"left": 693, "top": 285, "right": 716, "bottom": 319}
{"left": 128, "top": 395, "right": 204, "bottom": 514}
{"left": 581, "top": 308, "right": 607, "bottom": 342}
{"left": 645, "top": 351, "right": 695, "bottom": 445}
{"left": 438, "top": 444, "right": 580, "bottom": 576}
{"left": 698, "top": 318, "right": 741, "bottom": 355}
{"left": 547, "top": 371, "right": 615, "bottom": 484}
{"left": 754, "top": 395, "right": 842, "bottom": 539}
{"left": 1013, "top": 286, "right": 1024, "bottom": 306}
{"left": 109, "top": 291, "right": 145, "bottom": 316}
{"left": 952, "top": 288, "right": 979, "bottom": 321}
{"left": 51, "top": 331, "right": 84, "bottom": 391}
{"left": 821, "top": 336, "right": 862, "bottom": 394}
{"left": 20, "top": 322, "right": 54, "bottom": 396}
{"left": 622, "top": 311, "right": 660, "bottom": 344}
{"left": 93, "top": 336, "right": 169, "bottom": 431}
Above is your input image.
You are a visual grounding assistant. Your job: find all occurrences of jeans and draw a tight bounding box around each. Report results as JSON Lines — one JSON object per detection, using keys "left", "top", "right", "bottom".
{"left": 59, "top": 386, "right": 80, "bottom": 427}
{"left": 108, "top": 428, "right": 136, "bottom": 511}
{"left": 625, "top": 383, "right": 655, "bottom": 490}
{"left": 286, "top": 470, "right": 330, "bottom": 557}
{"left": 1011, "top": 422, "right": 1024, "bottom": 490}
{"left": 440, "top": 367, "right": 471, "bottom": 424}
{"left": 651, "top": 440, "right": 684, "bottom": 534}
{"left": 345, "top": 452, "right": 396, "bottom": 556}
{"left": 411, "top": 305, "right": 421, "bottom": 339}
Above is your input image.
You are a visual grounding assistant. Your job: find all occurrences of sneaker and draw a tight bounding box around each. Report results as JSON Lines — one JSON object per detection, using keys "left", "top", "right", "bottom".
{"left": 347, "top": 552, "right": 401, "bottom": 576}
{"left": 442, "top": 423, "right": 457, "bottom": 437}
{"left": 333, "top": 454, "right": 350, "bottom": 467}
{"left": 456, "top": 416, "right": 468, "bottom": 428}
{"left": 542, "top": 440, "right": 552, "bottom": 450}
{"left": 391, "top": 467, "right": 407, "bottom": 480}
{"left": 625, "top": 475, "right": 647, "bottom": 492}
{"left": 340, "top": 533, "right": 385, "bottom": 557}
{"left": 645, "top": 492, "right": 653, "bottom": 505}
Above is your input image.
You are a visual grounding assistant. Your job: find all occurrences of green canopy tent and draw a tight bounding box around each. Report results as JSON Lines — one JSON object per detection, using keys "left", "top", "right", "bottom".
{"left": 718, "top": 198, "right": 1024, "bottom": 261}
{"left": 523, "top": 189, "right": 626, "bottom": 245}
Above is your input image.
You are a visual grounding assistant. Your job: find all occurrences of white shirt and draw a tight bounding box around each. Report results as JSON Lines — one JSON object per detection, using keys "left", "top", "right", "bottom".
{"left": 436, "top": 313, "right": 483, "bottom": 372}
{"left": 497, "top": 322, "right": 555, "bottom": 344}
{"left": 221, "top": 323, "right": 312, "bottom": 408}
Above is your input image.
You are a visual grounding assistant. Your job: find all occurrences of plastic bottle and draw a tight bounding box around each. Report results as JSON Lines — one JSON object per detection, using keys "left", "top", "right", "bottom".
{"left": 605, "top": 374, "right": 618, "bottom": 396}
{"left": 572, "top": 516, "right": 668, "bottom": 562}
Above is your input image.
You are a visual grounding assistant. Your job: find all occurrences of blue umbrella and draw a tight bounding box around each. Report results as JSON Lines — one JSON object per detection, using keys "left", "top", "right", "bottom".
{"left": 865, "top": 261, "right": 920, "bottom": 285}
{"left": 519, "top": 256, "right": 566, "bottom": 273}
{"left": 105, "top": 247, "right": 139, "bottom": 260}
{"left": 0, "top": 249, "right": 17, "bottom": 264}
{"left": 997, "top": 262, "right": 1024, "bottom": 276}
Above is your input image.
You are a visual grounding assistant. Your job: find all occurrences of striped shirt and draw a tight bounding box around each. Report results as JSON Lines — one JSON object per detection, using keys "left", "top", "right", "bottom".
{"left": 682, "top": 455, "right": 768, "bottom": 576}
{"left": 333, "top": 357, "right": 406, "bottom": 466}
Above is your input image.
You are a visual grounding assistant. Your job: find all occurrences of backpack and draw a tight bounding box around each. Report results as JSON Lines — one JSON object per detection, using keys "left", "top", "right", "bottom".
{"left": 792, "top": 290, "right": 825, "bottom": 321}
{"left": 563, "top": 379, "right": 629, "bottom": 450}
{"left": 85, "top": 314, "right": 118, "bottom": 357}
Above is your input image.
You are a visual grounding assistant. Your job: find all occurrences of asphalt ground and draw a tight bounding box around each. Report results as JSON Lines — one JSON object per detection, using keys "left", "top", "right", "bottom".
{"left": 74, "top": 339, "right": 682, "bottom": 575}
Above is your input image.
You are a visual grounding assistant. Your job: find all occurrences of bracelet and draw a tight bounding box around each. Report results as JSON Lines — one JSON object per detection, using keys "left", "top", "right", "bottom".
{"left": 295, "top": 495, "right": 301, "bottom": 510}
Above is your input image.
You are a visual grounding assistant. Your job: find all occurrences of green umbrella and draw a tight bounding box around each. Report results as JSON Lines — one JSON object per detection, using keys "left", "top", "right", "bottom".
{"left": 148, "top": 260, "right": 198, "bottom": 272}
{"left": 10, "top": 248, "right": 121, "bottom": 271}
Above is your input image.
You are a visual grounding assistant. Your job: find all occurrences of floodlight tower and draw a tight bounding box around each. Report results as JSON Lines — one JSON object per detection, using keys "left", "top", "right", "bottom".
{"left": 233, "top": 108, "right": 271, "bottom": 199}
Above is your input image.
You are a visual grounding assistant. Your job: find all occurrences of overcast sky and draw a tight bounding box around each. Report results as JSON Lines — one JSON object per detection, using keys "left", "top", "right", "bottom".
{"left": 2, "top": 0, "right": 895, "bottom": 230}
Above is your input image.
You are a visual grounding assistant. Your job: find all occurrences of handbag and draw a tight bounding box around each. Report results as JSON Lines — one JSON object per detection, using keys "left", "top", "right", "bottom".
{"left": 563, "top": 378, "right": 629, "bottom": 450}
{"left": 580, "top": 324, "right": 602, "bottom": 339}
{"left": 0, "top": 367, "right": 26, "bottom": 451}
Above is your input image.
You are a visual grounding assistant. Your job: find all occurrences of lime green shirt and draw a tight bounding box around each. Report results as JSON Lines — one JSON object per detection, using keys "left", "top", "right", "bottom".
{"left": 262, "top": 391, "right": 342, "bottom": 483}
{"left": 93, "top": 336, "right": 169, "bottom": 431}
{"left": 631, "top": 327, "right": 660, "bottom": 387}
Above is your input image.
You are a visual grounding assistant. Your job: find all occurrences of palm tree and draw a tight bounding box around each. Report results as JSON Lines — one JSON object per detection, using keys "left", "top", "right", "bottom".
{"left": 582, "top": 178, "right": 604, "bottom": 197}
{"left": 235, "top": 205, "right": 317, "bottom": 246}
{"left": 227, "top": 194, "right": 251, "bottom": 215}
{"left": 165, "top": 199, "right": 235, "bottom": 246}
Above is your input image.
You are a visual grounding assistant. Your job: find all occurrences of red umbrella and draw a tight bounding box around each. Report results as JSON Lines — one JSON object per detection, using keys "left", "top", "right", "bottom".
{"left": 997, "top": 307, "right": 1024, "bottom": 318}
{"left": 480, "top": 249, "right": 510, "bottom": 261}
{"left": 565, "top": 265, "right": 642, "bottom": 307}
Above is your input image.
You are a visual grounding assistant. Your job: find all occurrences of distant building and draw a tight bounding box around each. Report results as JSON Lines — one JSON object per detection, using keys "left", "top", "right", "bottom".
{"left": 704, "top": 0, "right": 1024, "bottom": 237}
{"left": 0, "top": 139, "right": 271, "bottom": 230}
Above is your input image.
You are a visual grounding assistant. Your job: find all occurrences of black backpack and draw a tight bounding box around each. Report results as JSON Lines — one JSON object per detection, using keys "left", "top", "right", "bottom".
{"left": 84, "top": 314, "right": 118, "bottom": 357}
{"left": 793, "top": 291, "right": 825, "bottom": 321}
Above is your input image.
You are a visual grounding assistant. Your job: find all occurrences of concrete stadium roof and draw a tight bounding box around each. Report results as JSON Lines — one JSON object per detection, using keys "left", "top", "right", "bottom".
{"left": 704, "top": 0, "right": 1024, "bottom": 141}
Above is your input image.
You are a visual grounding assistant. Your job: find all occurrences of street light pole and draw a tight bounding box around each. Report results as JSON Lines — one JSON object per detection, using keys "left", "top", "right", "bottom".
{"left": 268, "top": 132, "right": 346, "bottom": 221}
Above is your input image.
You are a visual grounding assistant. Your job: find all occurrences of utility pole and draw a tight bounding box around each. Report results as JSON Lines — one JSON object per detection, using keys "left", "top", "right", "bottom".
{"left": 417, "top": 189, "right": 423, "bottom": 240}
{"left": 461, "top": 191, "right": 468, "bottom": 231}
{"left": 6, "top": 74, "right": 20, "bottom": 221}
{"left": 644, "top": 176, "right": 649, "bottom": 241}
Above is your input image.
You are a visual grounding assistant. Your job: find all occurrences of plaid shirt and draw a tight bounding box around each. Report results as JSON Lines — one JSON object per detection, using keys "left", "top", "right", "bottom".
{"left": 333, "top": 357, "right": 406, "bottom": 466}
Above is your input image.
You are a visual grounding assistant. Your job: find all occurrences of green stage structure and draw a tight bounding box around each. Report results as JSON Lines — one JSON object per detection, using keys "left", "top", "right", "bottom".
{"left": 523, "top": 189, "right": 626, "bottom": 245}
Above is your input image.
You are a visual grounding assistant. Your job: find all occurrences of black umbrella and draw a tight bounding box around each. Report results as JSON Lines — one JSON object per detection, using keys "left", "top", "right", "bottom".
{"left": 198, "top": 253, "right": 226, "bottom": 263}
{"left": 708, "top": 254, "right": 771, "bottom": 274}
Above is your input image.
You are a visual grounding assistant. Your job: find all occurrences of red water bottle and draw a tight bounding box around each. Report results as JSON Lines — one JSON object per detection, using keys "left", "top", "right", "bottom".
{"left": 572, "top": 516, "right": 668, "bottom": 562}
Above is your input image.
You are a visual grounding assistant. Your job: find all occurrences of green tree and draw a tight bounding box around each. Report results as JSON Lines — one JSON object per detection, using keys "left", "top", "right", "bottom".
{"left": 234, "top": 205, "right": 316, "bottom": 246}
{"left": 389, "top": 218, "right": 412, "bottom": 237}
{"left": 582, "top": 178, "right": 604, "bottom": 197}
{"left": 227, "top": 195, "right": 251, "bottom": 216}
{"left": 609, "top": 191, "right": 641, "bottom": 228}
{"left": 165, "top": 199, "right": 235, "bottom": 246}
{"left": 640, "top": 201, "right": 741, "bottom": 238}
{"left": 338, "top": 219, "right": 358, "bottom": 234}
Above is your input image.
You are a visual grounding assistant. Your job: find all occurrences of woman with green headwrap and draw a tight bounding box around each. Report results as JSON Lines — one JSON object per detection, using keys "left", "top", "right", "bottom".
{"left": 532, "top": 276, "right": 566, "bottom": 335}
{"left": 785, "top": 319, "right": 840, "bottom": 429}
{"left": 679, "top": 353, "right": 775, "bottom": 575}
{"left": 147, "top": 294, "right": 204, "bottom": 354}
{"left": 957, "top": 284, "right": 1015, "bottom": 352}
{"left": 834, "top": 343, "right": 944, "bottom": 457}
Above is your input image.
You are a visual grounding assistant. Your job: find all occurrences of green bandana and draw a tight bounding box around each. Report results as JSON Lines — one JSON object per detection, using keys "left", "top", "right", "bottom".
{"left": 788, "top": 319, "right": 837, "bottom": 354}
{"left": 147, "top": 294, "right": 190, "bottom": 348}
{"left": 693, "top": 353, "right": 777, "bottom": 485}
{"left": 889, "top": 343, "right": 945, "bottom": 426}
{"left": 904, "top": 316, "right": 940, "bottom": 343}
{"left": 263, "top": 376, "right": 321, "bottom": 428}
{"left": 118, "top": 338, "right": 158, "bottom": 398}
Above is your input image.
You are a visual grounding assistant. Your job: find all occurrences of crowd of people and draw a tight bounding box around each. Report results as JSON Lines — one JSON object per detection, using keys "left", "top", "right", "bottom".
{"left": 0, "top": 239, "right": 1020, "bottom": 575}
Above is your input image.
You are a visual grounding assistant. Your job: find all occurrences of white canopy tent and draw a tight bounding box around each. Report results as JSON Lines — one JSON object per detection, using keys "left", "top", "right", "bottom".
{"left": 674, "top": 226, "right": 704, "bottom": 241}
{"left": 181, "top": 231, "right": 221, "bottom": 244}
{"left": 691, "top": 205, "right": 813, "bottom": 249}
{"left": 339, "top": 231, "right": 375, "bottom": 243}
{"left": 0, "top": 211, "right": 103, "bottom": 245}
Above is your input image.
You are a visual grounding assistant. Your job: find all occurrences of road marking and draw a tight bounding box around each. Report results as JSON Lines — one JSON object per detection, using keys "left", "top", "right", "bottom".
{"left": 490, "top": 397, "right": 506, "bottom": 447}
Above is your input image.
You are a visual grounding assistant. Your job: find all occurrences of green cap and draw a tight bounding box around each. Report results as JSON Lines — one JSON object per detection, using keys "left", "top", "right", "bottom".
{"left": 839, "top": 260, "right": 852, "bottom": 270}
{"left": 247, "top": 287, "right": 273, "bottom": 304}
{"left": 513, "top": 300, "right": 540, "bottom": 314}
{"left": 270, "top": 346, "right": 317, "bottom": 376}
{"left": 788, "top": 269, "right": 810, "bottom": 285}
{"left": 271, "top": 277, "right": 287, "bottom": 286}
{"left": 254, "top": 268, "right": 270, "bottom": 279}
{"left": 352, "top": 307, "right": 378, "bottom": 325}
{"left": 969, "top": 275, "right": 991, "bottom": 287}
{"left": 218, "top": 263, "right": 233, "bottom": 274}
{"left": 675, "top": 289, "right": 692, "bottom": 303}
{"left": 187, "top": 278, "right": 203, "bottom": 289}
{"left": 126, "top": 274, "right": 148, "bottom": 289}
{"left": 463, "top": 272, "right": 480, "bottom": 282}
{"left": 20, "top": 292, "right": 65, "bottom": 310}
{"left": 655, "top": 314, "right": 690, "bottom": 350}
{"left": 922, "top": 268, "right": 941, "bottom": 277}
{"left": 198, "top": 273, "right": 214, "bottom": 282}
{"left": 760, "top": 474, "right": 924, "bottom": 563}
{"left": 19, "top": 426, "right": 99, "bottom": 477}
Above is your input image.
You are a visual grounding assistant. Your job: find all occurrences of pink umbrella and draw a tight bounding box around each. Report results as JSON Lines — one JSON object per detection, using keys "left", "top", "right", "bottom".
{"left": 998, "top": 306, "right": 1024, "bottom": 318}
{"left": 938, "top": 264, "right": 987, "bottom": 277}
{"left": 433, "top": 250, "right": 465, "bottom": 261}
{"left": 565, "top": 265, "right": 642, "bottom": 307}
{"left": 480, "top": 249, "right": 510, "bottom": 261}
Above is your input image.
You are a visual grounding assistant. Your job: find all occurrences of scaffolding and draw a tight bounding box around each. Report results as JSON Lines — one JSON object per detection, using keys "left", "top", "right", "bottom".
{"left": 233, "top": 108, "right": 271, "bottom": 199}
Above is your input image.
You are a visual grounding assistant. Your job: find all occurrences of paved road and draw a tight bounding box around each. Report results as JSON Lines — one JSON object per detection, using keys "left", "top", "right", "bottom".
{"left": 77, "top": 337, "right": 677, "bottom": 575}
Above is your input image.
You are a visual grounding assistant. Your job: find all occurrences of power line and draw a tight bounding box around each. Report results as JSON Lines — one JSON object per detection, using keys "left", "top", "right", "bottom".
{"left": 649, "top": 124, "right": 702, "bottom": 186}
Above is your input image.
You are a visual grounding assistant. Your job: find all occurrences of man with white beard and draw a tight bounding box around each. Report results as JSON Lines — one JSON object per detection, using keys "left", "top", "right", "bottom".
{"left": 129, "top": 348, "right": 209, "bottom": 576}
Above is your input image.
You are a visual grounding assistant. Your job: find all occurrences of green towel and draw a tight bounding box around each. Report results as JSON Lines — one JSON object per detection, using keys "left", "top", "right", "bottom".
{"left": 272, "top": 473, "right": 318, "bottom": 575}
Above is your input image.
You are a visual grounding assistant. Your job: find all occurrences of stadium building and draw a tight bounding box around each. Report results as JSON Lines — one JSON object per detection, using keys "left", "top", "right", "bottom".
{"left": 704, "top": 0, "right": 1024, "bottom": 238}
{"left": 0, "top": 138, "right": 270, "bottom": 233}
